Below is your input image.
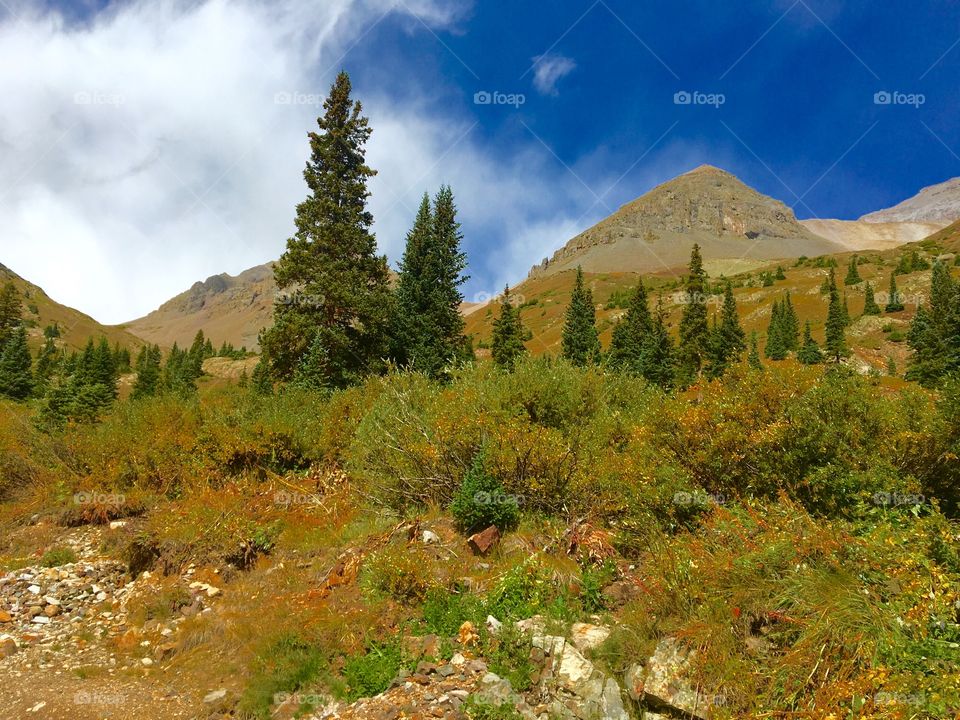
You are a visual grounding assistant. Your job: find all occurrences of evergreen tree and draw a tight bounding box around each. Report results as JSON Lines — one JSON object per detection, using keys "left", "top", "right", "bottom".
{"left": 885, "top": 273, "right": 905, "bottom": 312}
{"left": 251, "top": 359, "right": 273, "bottom": 396}
{"left": 824, "top": 269, "right": 847, "bottom": 362}
{"left": 187, "top": 330, "right": 207, "bottom": 380}
{"left": 34, "top": 338, "right": 60, "bottom": 394}
{"left": 393, "top": 187, "right": 469, "bottom": 377}
{"left": 112, "top": 343, "right": 132, "bottom": 374}
{"left": 561, "top": 267, "right": 600, "bottom": 367}
{"left": 491, "top": 286, "right": 526, "bottom": 371}
{"left": 910, "top": 250, "right": 930, "bottom": 271}
{"left": 747, "top": 331, "right": 763, "bottom": 371}
{"left": 162, "top": 343, "right": 196, "bottom": 395}
{"left": 894, "top": 254, "right": 912, "bottom": 276}
{"left": 608, "top": 279, "right": 651, "bottom": 374}
{"left": 707, "top": 281, "right": 745, "bottom": 377}
{"left": 775, "top": 266, "right": 786, "bottom": 281}
{"left": 862, "top": 281, "right": 881, "bottom": 315}
{"left": 260, "top": 71, "right": 392, "bottom": 388}
{"left": 0, "top": 326, "right": 33, "bottom": 400}
{"left": 677, "top": 244, "right": 710, "bottom": 384}
{"left": 886, "top": 356, "right": 897, "bottom": 377}
{"left": 844, "top": 256, "right": 862, "bottom": 285}
{"left": 642, "top": 295, "right": 676, "bottom": 388}
{"left": 906, "top": 260, "right": 960, "bottom": 385}
{"left": 765, "top": 300, "right": 787, "bottom": 360}
{"left": 796, "top": 321, "right": 823, "bottom": 365}
{"left": 292, "top": 333, "right": 331, "bottom": 391}
{"left": 841, "top": 293, "right": 851, "bottom": 326}
{"left": 132, "top": 345, "right": 162, "bottom": 399}
{"left": 0, "top": 282, "right": 22, "bottom": 346}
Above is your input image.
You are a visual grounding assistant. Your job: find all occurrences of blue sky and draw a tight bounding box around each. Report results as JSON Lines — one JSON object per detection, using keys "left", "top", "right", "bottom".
{"left": 2, "top": 0, "right": 959, "bottom": 323}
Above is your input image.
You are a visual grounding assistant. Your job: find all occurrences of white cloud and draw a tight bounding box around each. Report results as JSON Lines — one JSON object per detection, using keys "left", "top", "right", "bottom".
{"left": 531, "top": 53, "right": 576, "bottom": 96}
{"left": 0, "top": 0, "right": 620, "bottom": 327}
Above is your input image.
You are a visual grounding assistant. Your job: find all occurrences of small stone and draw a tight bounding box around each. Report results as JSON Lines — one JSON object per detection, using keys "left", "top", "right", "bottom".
{"left": 43, "top": 596, "right": 60, "bottom": 607}
{"left": 140, "top": 657, "right": 153, "bottom": 666}
{"left": 95, "top": 592, "right": 107, "bottom": 602}
{"left": 27, "top": 585, "right": 41, "bottom": 595}
{"left": 0, "top": 634, "right": 17, "bottom": 657}
{"left": 31, "top": 615, "right": 51, "bottom": 625}
{"left": 467, "top": 526, "right": 500, "bottom": 556}
{"left": 109, "top": 520, "right": 127, "bottom": 530}
{"left": 485, "top": 615, "right": 503, "bottom": 635}
{"left": 0, "top": 611, "right": 10, "bottom": 623}
{"left": 203, "top": 688, "right": 228, "bottom": 704}
{"left": 43, "top": 605, "right": 61, "bottom": 618}
{"left": 421, "top": 530, "right": 441, "bottom": 544}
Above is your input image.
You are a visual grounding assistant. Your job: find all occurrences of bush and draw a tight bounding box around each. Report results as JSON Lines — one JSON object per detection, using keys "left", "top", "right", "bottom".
{"left": 450, "top": 452, "right": 520, "bottom": 534}
{"left": 341, "top": 640, "right": 402, "bottom": 701}
{"left": 40, "top": 546, "right": 77, "bottom": 567}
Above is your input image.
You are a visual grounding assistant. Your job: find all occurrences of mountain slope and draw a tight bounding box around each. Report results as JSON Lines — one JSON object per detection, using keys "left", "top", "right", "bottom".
{"left": 799, "top": 218, "right": 944, "bottom": 252}
{"left": 0, "top": 262, "right": 144, "bottom": 353}
{"left": 529, "top": 165, "right": 846, "bottom": 279}
{"left": 121, "top": 263, "right": 276, "bottom": 351}
{"left": 860, "top": 176, "right": 960, "bottom": 224}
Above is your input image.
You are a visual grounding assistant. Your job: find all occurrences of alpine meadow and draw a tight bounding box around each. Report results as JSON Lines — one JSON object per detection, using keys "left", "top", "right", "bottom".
{"left": 2, "top": 3, "right": 960, "bottom": 720}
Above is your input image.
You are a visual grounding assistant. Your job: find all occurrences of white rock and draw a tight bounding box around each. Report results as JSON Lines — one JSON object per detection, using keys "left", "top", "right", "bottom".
{"left": 485, "top": 615, "right": 503, "bottom": 634}
{"left": 96, "top": 592, "right": 107, "bottom": 602}
{"left": 109, "top": 520, "right": 127, "bottom": 530}
{"left": 555, "top": 641, "right": 594, "bottom": 691}
{"left": 450, "top": 652, "right": 466, "bottom": 666}
{"left": 421, "top": 530, "right": 441, "bottom": 544}
{"left": 27, "top": 585, "right": 41, "bottom": 595}
{"left": 203, "top": 689, "right": 228, "bottom": 704}
{"left": 43, "top": 596, "right": 60, "bottom": 607}
{"left": 141, "top": 657, "right": 153, "bottom": 666}
{"left": 570, "top": 622, "right": 611, "bottom": 652}
{"left": 31, "top": 616, "right": 51, "bottom": 625}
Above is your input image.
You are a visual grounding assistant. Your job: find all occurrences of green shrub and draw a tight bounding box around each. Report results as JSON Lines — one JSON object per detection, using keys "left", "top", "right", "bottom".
{"left": 482, "top": 622, "right": 536, "bottom": 691}
{"left": 40, "top": 546, "right": 78, "bottom": 567}
{"left": 422, "top": 586, "right": 485, "bottom": 635}
{"left": 237, "top": 633, "right": 327, "bottom": 719}
{"left": 450, "top": 452, "right": 520, "bottom": 534}
{"left": 341, "top": 640, "right": 402, "bottom": 701}
{"left": 463, "top": 695, "right": 524, "bottom": 720}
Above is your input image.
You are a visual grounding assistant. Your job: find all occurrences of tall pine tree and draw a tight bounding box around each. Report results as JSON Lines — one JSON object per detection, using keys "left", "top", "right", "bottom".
{"left": 132, "top": 345, "right": 162, "bottom": 399}
{"left": 643, "top": 295, "right": 676, "bottom": 388}
{"left": 0, "top": 282, "right": 22, "bottom": 347}
{"left": 797, "top": 321, "right": 823, "bottom": 365}
{"left": 707, "top": 281, "right": 745, "bottom": 377}
{"left": 862, "top": 281, "right": 881, "bottom": 315}
{"left": 260, "top": 71, "right": 392, "bottom": 388}
{"left": 609, "top": 279, "right": 652, "bottom": 374}
{"left": 677, "top": 244, "right": 710, "bottom": 385}
{"left": 825, "top": 269, "right": 847, "bottom": 362}
{"left": 844, "top": 256, "right": 862, "bottom": 285}
{"left": 907, "top": 260, "right": 960, "bottom": 385}
{"left": 491, "top": 286, "right": 527, "bottom": 371}
{"left": 561, "top": 267, "right": 600, "bottom": 367}
{"left": 885, "top": 272, "right": 905, "bottom": 312}
{"left": 0, "top": 326, "right": 33, "bottom": 400}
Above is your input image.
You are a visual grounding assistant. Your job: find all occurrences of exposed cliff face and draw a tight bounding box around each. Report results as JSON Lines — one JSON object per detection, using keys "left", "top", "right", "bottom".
{"left": 122, "top": 263, "right": 276, "bottom": 350}
{"left": 860, "top": 176, "right": 960, "bottom": 225}
{"left": 529, "top": 165, "right": 845, "bottom": 278}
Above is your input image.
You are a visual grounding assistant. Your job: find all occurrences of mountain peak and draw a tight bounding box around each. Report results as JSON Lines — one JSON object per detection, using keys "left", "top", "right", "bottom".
{"left": 860, "top": 176, "right": 960, "bottom": 224}
{"left": 683, "top": 164, "right": 732, "bottom": 177}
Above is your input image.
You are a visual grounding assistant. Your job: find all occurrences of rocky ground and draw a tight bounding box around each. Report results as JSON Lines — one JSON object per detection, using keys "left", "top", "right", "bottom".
{"left": 1, "top": 523, "right": 716, "bottom": 720}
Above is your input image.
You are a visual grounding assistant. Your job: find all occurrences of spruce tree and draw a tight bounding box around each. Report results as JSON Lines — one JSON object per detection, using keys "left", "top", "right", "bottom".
{"left": 260, "top": 71, "right": 392, "bottom": 388}
{"left": 292, "top": 334, "right": 331, "bottom": 391}
{"left": 34, "top": 338, "right": 60, "bottom": 395}
{"left": 862, "top": 281, "right": 881, "bottom": 315}
{"left": 187, "top": 330, "right": 207, "bottom": 380}
{"left": 609, "top": 279, "right": 651, "bottom": 374}
{"left": 677, "top": 244, "right": 710, "bottom": 384}
{"left": 797, "top": 321, "right": 823, "bottom": 365}
{"left": 885, "top": 273, "right": 905, "bottom": 312}
{"left": 251, "top": 359, "right": 273, "bottom": 396}
{"left": 825, "top": 269, "right": 847, "bottom": 362}
{"left": 393, "top": 187, "right": 469, "bottom": 377}
{"left": 765, "top": 300, "right": 787, "bottom": 360}
{"left": 886, "top": 356, "right": 897, "bottom": 377}
{"left": 491, "top": 286, "right": 526, "bottom": 371}
{"left": 132, "top": 345, "right": 162, "bottom": 399}
{"left": 643, "top": 295, "right": 676, "bottom": 388}
{"left": 907, "top": 260, "right": 960, "bottom": 385}
{"left": 775, "top": 266, "right": 786, "bottom": 281}
{"left": 747, "top": 331, "right": 763, "bottom": 371}
{"left": 561, "top": 267, "right": 600, "bottom": 367}
{"left": 0, "top": 326, "right": 33, "bottom": 400}
{"left": 707, "top": 281, "right": 745, "bottom": 377}
{"left": 844, "top": 256, "right": 862, "bottom": 285}
{"left": 0, "top": 282, "right": 22, "bottom": 346}
{"left": 841, "top": 293, "right": 851, "bottom": 326}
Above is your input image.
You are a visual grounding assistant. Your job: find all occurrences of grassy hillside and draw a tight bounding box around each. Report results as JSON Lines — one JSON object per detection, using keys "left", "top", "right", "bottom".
{"left": 467, "top": 223, "right": 960, "bottom": 374}
{"left": 0, "top": 262, "right": 145, "bottom": 354}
